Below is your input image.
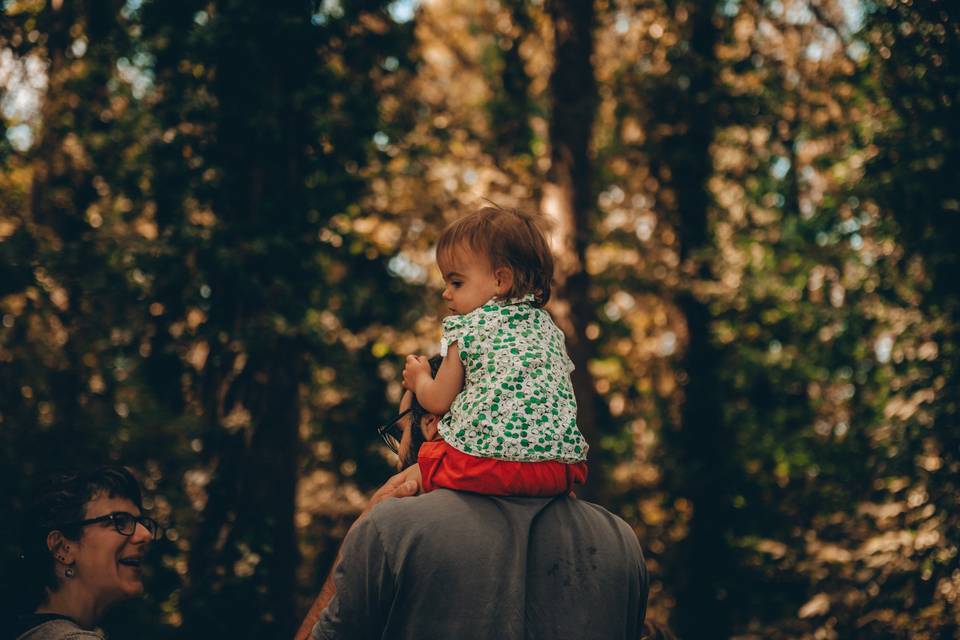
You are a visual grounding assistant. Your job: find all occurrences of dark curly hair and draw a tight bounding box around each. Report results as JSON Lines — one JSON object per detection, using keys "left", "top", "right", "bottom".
{"left": 400, "top": 355, "right": 443, "bottom": 469}
{"left": 14, "top": 466, "right": 144, "bottom": 613}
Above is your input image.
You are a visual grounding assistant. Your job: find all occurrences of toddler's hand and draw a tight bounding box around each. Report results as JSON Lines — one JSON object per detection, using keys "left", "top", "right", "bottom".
{"left": 402, "top": 355, "right": 431, "bottom": 391}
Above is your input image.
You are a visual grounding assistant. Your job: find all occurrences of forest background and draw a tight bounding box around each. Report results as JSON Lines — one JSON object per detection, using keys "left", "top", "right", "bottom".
{"left": 1, "top": 0, "right": 957, "bottom": 638}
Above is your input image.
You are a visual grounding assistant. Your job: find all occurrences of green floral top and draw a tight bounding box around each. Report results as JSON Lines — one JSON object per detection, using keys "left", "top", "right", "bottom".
{"left": 439, "top": 295, "right": 588, "bottom": 463}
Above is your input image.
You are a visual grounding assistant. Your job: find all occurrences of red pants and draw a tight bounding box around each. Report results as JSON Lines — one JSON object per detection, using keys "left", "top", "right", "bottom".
{"left": 418, "top": 440, "right": 588, "bottom": 497}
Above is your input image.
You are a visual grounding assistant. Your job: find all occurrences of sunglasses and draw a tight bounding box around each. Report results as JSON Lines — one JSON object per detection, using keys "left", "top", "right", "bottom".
{"left": 61, "top": 511, "right": 161, "bottom": 540}
{"left": 377, "top": 407, "right": 412, "bottom": 453}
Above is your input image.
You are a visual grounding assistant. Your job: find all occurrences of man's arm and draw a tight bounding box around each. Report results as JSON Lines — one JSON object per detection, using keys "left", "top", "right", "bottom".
{"left": 293, "top": 467, "right": 419, "bottom": 640}
{"left": 294, "top": 567, "right": 338, "bottom": 640}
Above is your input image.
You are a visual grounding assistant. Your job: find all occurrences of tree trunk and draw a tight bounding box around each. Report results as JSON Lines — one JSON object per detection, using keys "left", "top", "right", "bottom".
{"left": 244, "top": 340, "right": 302, "bottom": 635}
{"left": 662, "top": 2, "right": 735, "bottom": 638}
{"left": 180, "top": 4, "right": 308, "bottom": 635}
{"left": 541, "top": 0, "right": 606, "bottom": 499}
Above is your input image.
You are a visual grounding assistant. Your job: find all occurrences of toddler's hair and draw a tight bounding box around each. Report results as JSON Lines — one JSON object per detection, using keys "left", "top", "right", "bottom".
{"left": 436, "top": 206, "right": 554, "bottom": 307}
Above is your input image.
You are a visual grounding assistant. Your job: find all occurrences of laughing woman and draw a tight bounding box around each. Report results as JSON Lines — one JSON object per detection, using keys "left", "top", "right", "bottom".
{"left": 11, "top": 466, "right": 159, "bottom": 640}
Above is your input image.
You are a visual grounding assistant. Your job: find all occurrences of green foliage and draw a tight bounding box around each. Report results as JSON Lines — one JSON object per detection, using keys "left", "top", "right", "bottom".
{"left": 2, "top": 0, "right": 958, "bottom": 638}
{"left": 2, "top": 0, "right": 416, "bottom": 637}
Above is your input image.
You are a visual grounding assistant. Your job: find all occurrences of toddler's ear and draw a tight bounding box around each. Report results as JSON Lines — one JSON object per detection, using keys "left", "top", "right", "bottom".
{"left": 494, "top": 266, "right": 514, "bottom": 295}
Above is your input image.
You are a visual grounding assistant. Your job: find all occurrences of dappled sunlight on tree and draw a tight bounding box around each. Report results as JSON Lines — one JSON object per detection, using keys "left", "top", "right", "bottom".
{"left": 2, "top": 0, "right": 958, "bottom": 638}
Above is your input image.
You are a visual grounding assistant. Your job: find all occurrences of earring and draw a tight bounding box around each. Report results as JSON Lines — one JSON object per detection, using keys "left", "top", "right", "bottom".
{"left": 65, "top": 567, "right": 76, "bottom": 578}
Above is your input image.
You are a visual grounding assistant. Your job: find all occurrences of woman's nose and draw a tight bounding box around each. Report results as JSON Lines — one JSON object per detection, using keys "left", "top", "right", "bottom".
{"left": 132, "top": 522, "right": 153, "bottom": 543}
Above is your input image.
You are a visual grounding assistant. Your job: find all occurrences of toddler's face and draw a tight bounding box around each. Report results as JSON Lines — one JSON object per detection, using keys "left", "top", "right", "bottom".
{"left": 439, "top": 246, "right": 501, "bottom": 315}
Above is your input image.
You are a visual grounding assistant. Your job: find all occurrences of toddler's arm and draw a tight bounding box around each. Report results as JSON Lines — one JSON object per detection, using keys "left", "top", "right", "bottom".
{"left": 402, "top": 344, "right": 464, "bottom": 415}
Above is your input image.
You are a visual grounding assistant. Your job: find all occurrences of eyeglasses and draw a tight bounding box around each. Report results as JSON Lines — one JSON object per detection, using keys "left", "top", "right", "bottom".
{"left": 61, "top": 511, "right": 161, "bottom": 540}
{"left": 377, "top": 408, "right": 412, "bottom": 453}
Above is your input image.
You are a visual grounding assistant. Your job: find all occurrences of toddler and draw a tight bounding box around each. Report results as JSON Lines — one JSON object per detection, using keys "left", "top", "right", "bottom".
{"left": 402, "top": 206, "right": 588, "bottom": 496}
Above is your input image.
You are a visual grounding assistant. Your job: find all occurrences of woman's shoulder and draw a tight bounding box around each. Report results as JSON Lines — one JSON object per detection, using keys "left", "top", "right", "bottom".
{"left": 15, "top": 616, "right": 105, "bottom": 640}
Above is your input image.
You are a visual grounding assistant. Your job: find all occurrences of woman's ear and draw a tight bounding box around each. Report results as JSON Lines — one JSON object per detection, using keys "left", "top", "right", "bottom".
{"left": 47, "top": 530, "right": 75, "bottom": 565}
{"left": 494, "top": 266, "right": 514, "bottom": 295}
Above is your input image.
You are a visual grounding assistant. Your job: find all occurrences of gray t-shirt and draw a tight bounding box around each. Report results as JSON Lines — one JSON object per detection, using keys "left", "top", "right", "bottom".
{"left": 15, "top": 617, "right": 104, "bottom": 640}
{"left": 311, "top": 489, "right": 648, "bottom": 640}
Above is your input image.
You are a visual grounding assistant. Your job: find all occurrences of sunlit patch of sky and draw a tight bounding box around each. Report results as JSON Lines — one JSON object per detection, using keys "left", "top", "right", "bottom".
{"left": 839, "top": 0, "right": 864, "bottom": 33}
{"left": 1, "top": 51, "right": 46, "bottom": 120}
{"left": 784, "top": 1, "right": 814, "bottom": 25}
{"left": 847, "top": 40, "right": 868, "bottom": 62}
{"left": 874, "top": 335, "right": 893, "bottom": 363}
{"left": 121, "top": 0, "right": 143, "bottom": 19}
{"left": 720, "top": 0, "right": 740, "bottom": 17}
{"left": 615, "top": 12, "right": 630, "bottom": 34}
{"left": 604, "top": 300, "right": 622, "bottom": 322}
{"left": 838, "top": 217, "right": 861, "bottom": 234}
{"left": 71, "top": 37, "right": 88, "bottom": 58}
{"left": 116, "top": 53, "right": 155, "bottom": 100}
{"left": 635, "top": 212, "right": 656, "bottom": 242}
{"left": 388, "top": 0, "right": 419, "bottom": 24}
{"left": 312, "top": 0, "right": 344, "bottom": 25}
{"left": 836, "top": 209, "right": 866, "bottom": 252}
{"left": 387, "top": 252, "right": 428, "bottom": 284}
{"left": 765, "top": 1, "right": 867, "bottom": 64}
{"left": 604, "top": 290, "right": 636, "bottom": 322}
{"left": 771, "top": 156, "right": 791, "bottom": 180}
{"left": 1, "top": 49, "right": 47, "bottom": 152}
{"left": 768, "top": 1, "right": 865, "bottom": 43}
{"left": 657, "top": 331, "right": 677, "bottom": 357}
{"left": 2, "top": 0, "right": 159, "bottom": 152}
{"left": 6, "top": 124, "right": 32, "bottom": 151}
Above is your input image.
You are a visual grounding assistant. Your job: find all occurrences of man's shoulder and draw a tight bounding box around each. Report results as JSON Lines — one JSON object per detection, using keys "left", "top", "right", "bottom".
{"left": 339, "top": 490, "right": 647, "bottom": 640}
{"left": 368, "top": 488, "right": 602, "bottom": 518}
{"left": 366, "top": 490, "right": 639, "bottom": 548}
{"left": 363, "top": 488, "right": 494, "bottom": 529}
